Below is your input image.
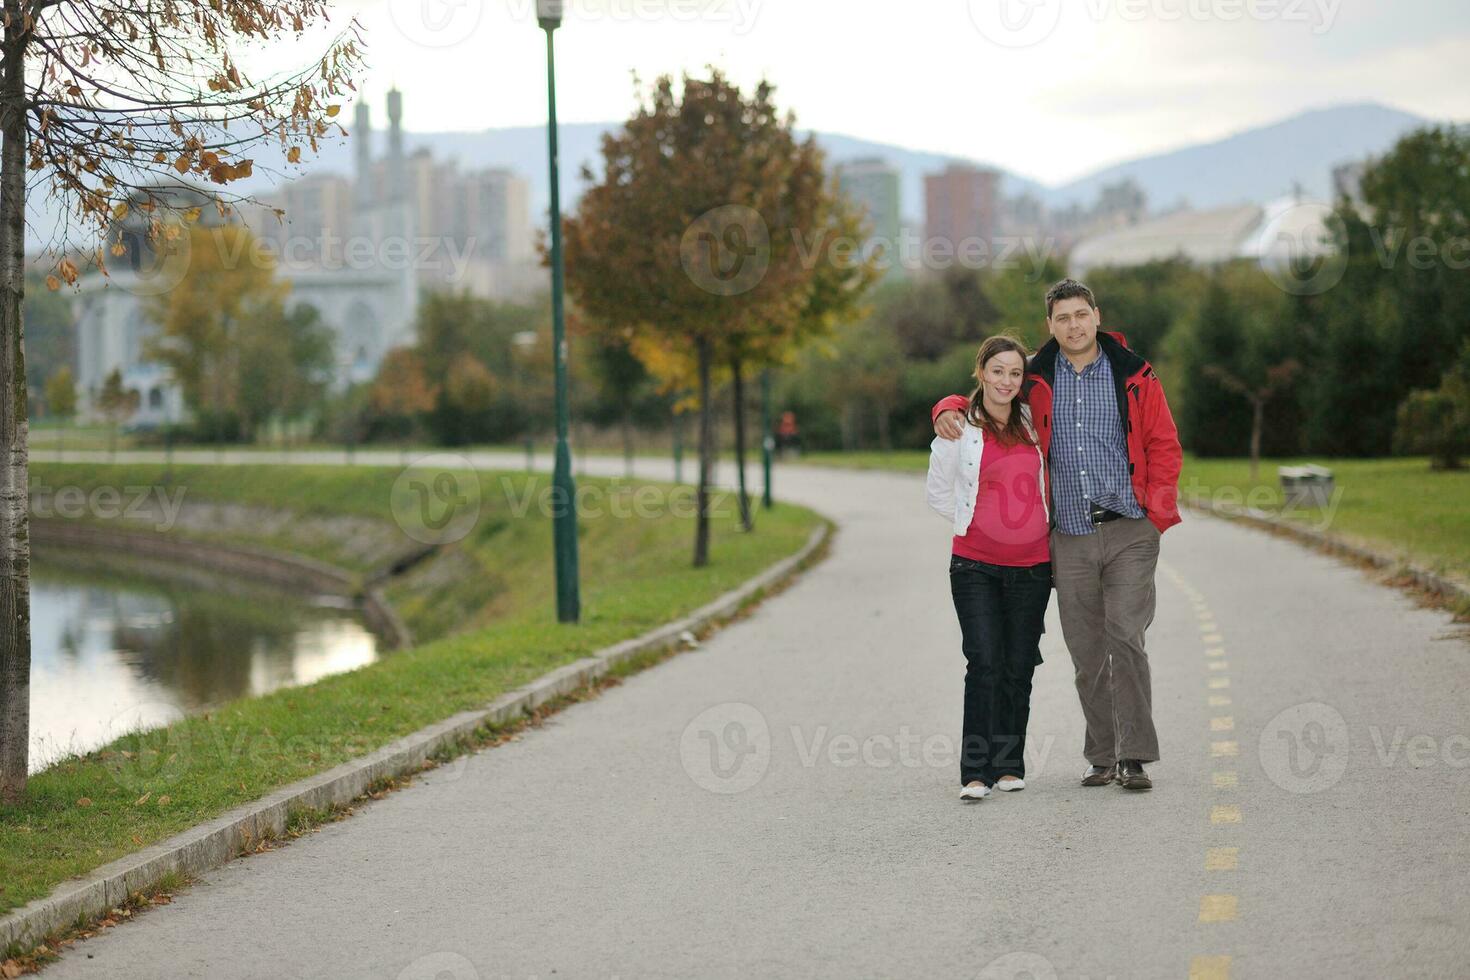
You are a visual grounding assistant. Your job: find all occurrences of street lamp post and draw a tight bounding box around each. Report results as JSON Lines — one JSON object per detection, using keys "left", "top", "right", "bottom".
{"left": 761, "top": 369, "right": 774, "bottom": 509}
{"left": 539, "top": 0, "right": 581, "bottom": 624}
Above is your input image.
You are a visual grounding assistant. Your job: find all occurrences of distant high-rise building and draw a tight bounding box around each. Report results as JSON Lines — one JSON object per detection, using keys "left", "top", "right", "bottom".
{"left": 72, "top": 84, "right": 539, "bottom": 427}
{"left": 836, "top": 157, "right": 901, "bottom": 262}
{"left": 925, "top": 164, "right": 1000, "bottom": 259}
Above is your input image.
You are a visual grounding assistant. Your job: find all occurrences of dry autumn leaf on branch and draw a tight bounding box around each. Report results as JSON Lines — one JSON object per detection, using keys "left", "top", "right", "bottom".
{"left": 2, "top": 1, "right": 364, "bottom": 290}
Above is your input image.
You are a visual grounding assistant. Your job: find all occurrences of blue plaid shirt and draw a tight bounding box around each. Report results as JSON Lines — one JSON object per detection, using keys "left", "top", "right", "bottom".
{"left": 1050, "top": 349, "right": 1145, "bottom": 535}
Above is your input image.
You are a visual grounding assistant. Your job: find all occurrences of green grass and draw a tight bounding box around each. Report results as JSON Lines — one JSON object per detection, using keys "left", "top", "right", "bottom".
{"left": 3, "top": 462, "right": 823, "bottom": 920}
{"left": 1177, "top": 455, "right": 1470, "bottom": 584}
{"left": 799, "top": 450, "right": 928, "bottom": 473}
{"left": 801, "top": 449, "right": 1469, "bottom": 583}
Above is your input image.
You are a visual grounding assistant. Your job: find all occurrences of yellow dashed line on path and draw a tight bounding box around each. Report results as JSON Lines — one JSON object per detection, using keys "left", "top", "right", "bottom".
{"left": 1205, "top": 847, "right": 1239, "bottom": 870}
{"left": 1213, "top": 772, "right": 1238, "bottom": 789}
{"left": 1208, "top": 677, "right": 1230, "bottom": 689}
{"left": 1208, "top": 695, "right": 1232, "bottom": 707}
{"left": 1208, "top": 661, "right": 1229, "bottom": 671}
{"left": 1211, "top": 716, "right": 1235, "bottom": 732}
{"left": 1210, "top": 804, "right": 1242, "bottom": 824}
{"left": 1198, "top": 895, "right": 1239, "bottom": 923}
{"left": 1211, "top": 741, "right": 1239, "bottom": 757}
{"left": 1189, "top": 954, "right": 1232, "bottom": 979}
{"left": 1205, "top": 647, "right": 1226, "bottom": 658}
{"left": 1202, "top": 633, "right": 1224, "bottom": 644}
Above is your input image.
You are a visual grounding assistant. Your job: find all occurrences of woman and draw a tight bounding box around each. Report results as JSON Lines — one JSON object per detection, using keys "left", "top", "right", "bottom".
{"left": 925, "top": 335, "right": 1053, "bottom": 801}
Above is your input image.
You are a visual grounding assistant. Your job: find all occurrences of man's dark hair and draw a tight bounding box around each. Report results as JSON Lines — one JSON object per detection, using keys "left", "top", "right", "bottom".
{"left": 1045, "top": 278, "right": 1097, "bottom": 317}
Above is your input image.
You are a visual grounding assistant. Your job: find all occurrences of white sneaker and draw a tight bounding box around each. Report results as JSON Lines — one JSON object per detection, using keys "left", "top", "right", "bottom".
{"left": 959, "top": 781, "right": 991, "bottom": 800}
{"left": 995, "top": 776, "right": 1025, "bottom": 792}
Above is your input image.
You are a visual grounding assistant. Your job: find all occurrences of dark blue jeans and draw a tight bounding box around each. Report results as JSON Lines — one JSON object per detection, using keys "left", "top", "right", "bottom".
{"left": 948, "top": 555, "right": 1053, "bottom": 785}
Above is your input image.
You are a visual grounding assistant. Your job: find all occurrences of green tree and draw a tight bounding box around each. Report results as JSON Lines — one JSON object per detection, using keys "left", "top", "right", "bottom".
{"left": 1394, "top": 340, "right": 1470, "bottom": 470}
{"left": 43, "top": 366, "right": 76, "bottom": 420}
{"left": 562, "top": 69, "right": 871, "bottom": 564}
{"left": 143, "top": 224, "right": 327, "bottom": 442}
{"left": 96, "top": 367, "right": 140, "bottom": 457}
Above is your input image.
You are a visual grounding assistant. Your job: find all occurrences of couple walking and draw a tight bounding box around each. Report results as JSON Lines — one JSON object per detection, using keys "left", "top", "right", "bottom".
{"left": 925, "top": 278, "right": 1183, "bottom": 801}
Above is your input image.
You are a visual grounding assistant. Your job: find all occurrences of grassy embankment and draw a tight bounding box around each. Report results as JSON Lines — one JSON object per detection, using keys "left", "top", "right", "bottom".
{"left": 2, "top": 461, "right": 824, "bottom": 923}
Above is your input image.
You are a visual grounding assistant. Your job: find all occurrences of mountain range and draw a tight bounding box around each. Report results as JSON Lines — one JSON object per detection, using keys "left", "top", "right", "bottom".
{"left": 24, "top": 102, "right": 1445, "bottom": 250}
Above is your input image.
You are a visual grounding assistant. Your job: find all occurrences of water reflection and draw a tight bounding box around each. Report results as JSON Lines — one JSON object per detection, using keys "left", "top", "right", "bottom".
{"left": 30, "top": 548, "right": 383, "bottom": 774}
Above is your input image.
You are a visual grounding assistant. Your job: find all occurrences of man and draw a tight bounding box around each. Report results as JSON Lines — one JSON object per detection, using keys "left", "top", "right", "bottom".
{"left": 931, "top": 278, "right": 1182, "bottom": 790}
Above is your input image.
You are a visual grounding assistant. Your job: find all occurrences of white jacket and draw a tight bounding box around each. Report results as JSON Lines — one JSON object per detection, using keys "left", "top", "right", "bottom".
{"left": 926, "top": 404, "right": 1049, "bottom": 537}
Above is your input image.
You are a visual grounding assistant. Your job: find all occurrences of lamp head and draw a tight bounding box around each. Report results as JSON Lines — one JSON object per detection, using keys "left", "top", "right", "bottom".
{"left": 537, "top": 0, "right": 564, "bottom": 29}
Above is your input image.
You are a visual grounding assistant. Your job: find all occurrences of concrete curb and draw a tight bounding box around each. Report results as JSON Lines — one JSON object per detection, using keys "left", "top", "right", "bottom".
{"left": 1183, "top": 498, "right": 1468, "bottom": 604}
{"left": 0, "top": 520, "right": 832, "bottom": 955}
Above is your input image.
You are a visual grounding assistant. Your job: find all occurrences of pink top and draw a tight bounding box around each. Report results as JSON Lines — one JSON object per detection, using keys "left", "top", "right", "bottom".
{"left": 952, "top": 428, "right": 1050, "bottom": 566}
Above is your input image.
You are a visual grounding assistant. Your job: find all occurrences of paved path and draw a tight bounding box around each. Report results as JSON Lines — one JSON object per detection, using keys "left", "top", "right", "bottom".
{"left": 33, "top": 450, "right": 1470, "bottom": 979}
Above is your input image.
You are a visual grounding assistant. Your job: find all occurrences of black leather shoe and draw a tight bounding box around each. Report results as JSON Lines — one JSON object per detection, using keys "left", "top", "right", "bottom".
{"left": 1118, "top": 760, "right": 1152, "bottom": 790}
{"left": 1080, "top": 764, "right": 1117, "bottom": 787}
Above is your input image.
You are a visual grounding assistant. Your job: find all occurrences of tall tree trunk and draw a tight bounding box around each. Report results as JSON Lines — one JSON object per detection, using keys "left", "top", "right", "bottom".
{"left": 876, "top": 403, "right": 892, "bottom": 452}
{"left": 731, "top": 356, "right": 752, "bottom": 531}
{"left": 694, "top": 337, "right": 712, "bottom": 567}
{"left": 0, "top": 3, "right": 32, "bottom": 803}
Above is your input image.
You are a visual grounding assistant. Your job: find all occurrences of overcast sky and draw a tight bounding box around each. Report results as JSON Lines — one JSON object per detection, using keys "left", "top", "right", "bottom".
{"left": 265, "top": 0, "right": 1467, "bottom": 186}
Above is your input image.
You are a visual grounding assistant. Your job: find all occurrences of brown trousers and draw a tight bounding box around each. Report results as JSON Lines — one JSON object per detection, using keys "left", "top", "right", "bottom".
{"left": 1050, "top": 517, "right": 1161, "bottom": 765}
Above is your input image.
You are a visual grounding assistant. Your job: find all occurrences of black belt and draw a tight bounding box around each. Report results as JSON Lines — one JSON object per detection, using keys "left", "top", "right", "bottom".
{"left": 1089, "top": 503, "right": 1126, "bottom": 526}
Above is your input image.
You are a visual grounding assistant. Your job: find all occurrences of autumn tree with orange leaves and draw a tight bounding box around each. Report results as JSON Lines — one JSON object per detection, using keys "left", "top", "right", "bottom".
{"left": 0, "top": 0, "right": 363, "bottom": 801}
{"left": 561, "top": 69, "right": 877, "bottom": 565}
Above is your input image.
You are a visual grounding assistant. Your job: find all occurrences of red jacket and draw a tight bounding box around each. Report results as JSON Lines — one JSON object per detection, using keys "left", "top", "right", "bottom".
{"left": 932, "top": 330, "right": 1183, "bottom": 534}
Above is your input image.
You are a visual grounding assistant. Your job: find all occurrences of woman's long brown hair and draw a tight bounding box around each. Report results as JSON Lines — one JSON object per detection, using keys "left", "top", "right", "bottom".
{"left": 966, "top": 335, "right": 1036, "bottom": 447}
